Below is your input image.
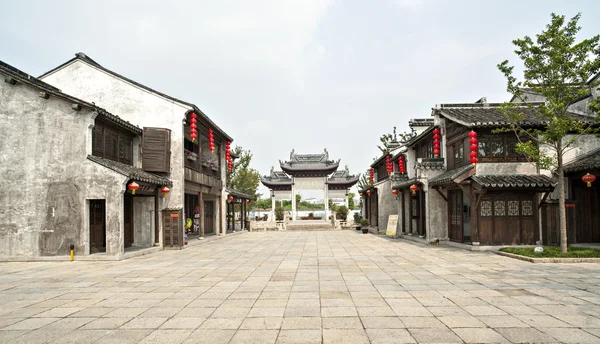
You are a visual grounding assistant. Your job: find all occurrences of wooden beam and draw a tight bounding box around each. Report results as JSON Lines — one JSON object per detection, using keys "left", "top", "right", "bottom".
{"left": 453, "top": 166, "right": 476, "bottom": 184}
{"left": 537, "top": 192, "right": 550, "bottom": 210}
{"left": 434, "top": 187, "right": 448, "bottom": 203}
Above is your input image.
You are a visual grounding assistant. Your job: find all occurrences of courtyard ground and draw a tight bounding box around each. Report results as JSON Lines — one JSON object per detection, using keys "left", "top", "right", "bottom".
{"left": 1, "top": 231, "right": 600, "bottom": 344}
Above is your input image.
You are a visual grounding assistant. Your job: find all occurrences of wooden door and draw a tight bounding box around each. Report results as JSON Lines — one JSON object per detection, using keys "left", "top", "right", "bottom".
{"left": 448, "top": 190, "right": 463, "bottom": 242}
{"left": 124, "top": 196, "right": 133, "bottom": 248}
{"left": 204, "top": 201, "right": 214, "bottom": 234}
{"left": 574, "top": 182, "right": 600, "bottom": 243}
{"left": 90, "top": 200, "right": 106, "bottom": 253}
{"left": 478, "top": 193, "right": 537, "bottom": 245}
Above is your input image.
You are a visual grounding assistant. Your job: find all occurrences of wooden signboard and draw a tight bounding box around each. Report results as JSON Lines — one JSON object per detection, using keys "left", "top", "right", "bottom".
{"left": 386, "top": 215, "right": 398, "bottom": 236}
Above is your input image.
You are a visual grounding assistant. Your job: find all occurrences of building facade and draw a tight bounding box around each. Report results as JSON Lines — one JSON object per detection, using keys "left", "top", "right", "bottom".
{"left": 1, "top": 61, "right": 171, "bottom": 259}
{"left": 40, "top": 53, "right": 233, "bottom": 240}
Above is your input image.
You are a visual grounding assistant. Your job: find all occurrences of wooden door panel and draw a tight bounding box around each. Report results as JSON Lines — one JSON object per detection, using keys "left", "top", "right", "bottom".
{"left": 204, "top": 201, "right": 214, "bottom": 234}
{"left": 448, "top": 190, "right": 463, "bottom": 242}
{"left": 90, "top": 200, "right": 106, "bottom": 253}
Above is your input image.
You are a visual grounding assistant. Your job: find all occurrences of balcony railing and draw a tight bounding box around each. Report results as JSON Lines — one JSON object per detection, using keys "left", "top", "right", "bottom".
{"left": 185, "top": 149, "right": 220, "bottom": 179}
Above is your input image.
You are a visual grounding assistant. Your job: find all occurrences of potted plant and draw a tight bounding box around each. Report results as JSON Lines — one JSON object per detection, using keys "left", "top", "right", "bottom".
{"left": 186, "top": 151, "right": 198, "bottom": 161}
{"left": 360, "top": 219, "right": 370, "bottom": 234}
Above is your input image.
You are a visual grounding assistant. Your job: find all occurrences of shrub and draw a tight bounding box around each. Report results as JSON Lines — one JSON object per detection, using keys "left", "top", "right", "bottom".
{"left": 359, "top": 218, "right": 370, "bottom": 227}
{"left": 308, "top": 212, "right": 314, "bottom": 219}
{"left": 275, "top": 206, "right": 285, "bottom": 221}
{"left": 336, "top": 206, "right": 349, "bottom": 221}
{"left": 353, "top": 213, "right": 361, "bottom": 224}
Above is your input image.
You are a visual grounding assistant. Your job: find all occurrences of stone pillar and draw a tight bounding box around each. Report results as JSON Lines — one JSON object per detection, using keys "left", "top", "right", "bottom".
{"left": 291, "top": 177, "right": 297, "bottom": 221}
{"left": 199, "top": 192, "right": 204, "bottom": 239}
{"left": 324, "top": 177, "right": 329, "bottom": 220}
{"left": 271, "top": 196, "right": 276, "bottom": 222}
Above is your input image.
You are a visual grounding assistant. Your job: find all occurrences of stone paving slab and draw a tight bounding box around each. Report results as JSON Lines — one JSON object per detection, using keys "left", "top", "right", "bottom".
{"left": 0, "top": 231, "right": 599, "bottom": 343}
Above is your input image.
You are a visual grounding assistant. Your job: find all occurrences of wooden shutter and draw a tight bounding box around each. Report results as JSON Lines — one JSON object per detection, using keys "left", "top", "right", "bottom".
{"left": 92, "top": 124, "right": 104, "bottom": 157}
{"left": 142, "top": 127, "right": 171, "bottom": 173}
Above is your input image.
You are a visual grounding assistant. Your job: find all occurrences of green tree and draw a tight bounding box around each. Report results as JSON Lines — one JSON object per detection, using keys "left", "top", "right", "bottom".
{"left": 275, "top": 205, "right": 285, "bottom": 221}
{"left": 227, "top": 146, "right": 260, "bottom": 200}
{"left": 255, "top": 197, "right": 271, "bottom": 211}
{"left": 497, "top": 13, "right": 600, "bottom": 253}
{"left": 347, "top": 192, "right": 356, "bottom": 210}
{"left": 295, "top": 194, "right": 301, "bottom": 204}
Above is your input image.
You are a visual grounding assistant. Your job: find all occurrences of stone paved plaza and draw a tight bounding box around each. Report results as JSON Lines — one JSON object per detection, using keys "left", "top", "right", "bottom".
{"left": 1, "top": 231, "right": 600, "bottom": 344}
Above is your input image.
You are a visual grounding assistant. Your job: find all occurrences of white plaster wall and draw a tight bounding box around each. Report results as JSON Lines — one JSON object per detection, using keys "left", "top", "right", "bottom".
{"left": 476, "top": 162, "right": 537, "bottom": 175}
{"left": 374, "top": 179, "right": 397, "bottom": 231}
{"left": 41, "top": 61, "right": 187, "bottom": 213}
{"left": 0, "top": 78, "right": 127, "bottom": 257}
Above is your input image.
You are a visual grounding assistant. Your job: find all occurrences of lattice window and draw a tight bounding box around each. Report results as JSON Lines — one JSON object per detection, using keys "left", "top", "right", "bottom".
{"left": 480, "top": 200, "right": 492, "bottom": 216}
{"left": 494, "top": 200, "right": 506, "bottom": 216}
{"left": 508, "top": 201, "right": 519, "bottom": 216}
{"left": 522, "top": 200, "right": 533, "bottom": 216}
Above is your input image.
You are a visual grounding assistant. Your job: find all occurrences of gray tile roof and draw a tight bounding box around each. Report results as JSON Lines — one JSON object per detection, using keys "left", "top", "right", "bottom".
{"left": 471, "top": 174, "right": 557, "bottom": 188}
{"left": 280, "top": 161, "right": 340, "bottom": 172}
{"left": 39, "top": 53, "right": 233, "bottom": 141}
{"left": 564, "top": 148, "right": 600, "bottom": 173}
{"left": 391, "top": 175, "right": 419, "bottom": 189}
{"left": 1, "top": 60, "right": 141, "bottom": 135}
{"left": 434, "top": 103, "right": 594, "bottom": 128}
{"left": 429, "top": 165, "right": 474, "bottom": 187}
{"left": 226, "top": 187, "right": 253, "bottom": 199}
{"left": 405, "top": 126, "right": 435, "bottom": 147}
{"left": 87, "top": 155, "right": 172, "bottom": 186}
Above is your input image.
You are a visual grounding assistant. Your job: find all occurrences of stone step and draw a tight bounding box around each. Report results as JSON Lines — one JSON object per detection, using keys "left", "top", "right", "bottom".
{"left": 286, "top": 221, "right": 334, "bottom": 231}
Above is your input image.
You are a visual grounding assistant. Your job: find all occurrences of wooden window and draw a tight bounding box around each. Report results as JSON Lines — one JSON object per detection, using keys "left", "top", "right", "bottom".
{"left": 477, "top": 134, "right": 528, "bottom": 162}
{"left": 416, "top": 135, "right": 437, "bottom": 159}
{"left": 376, "top": 162, "right": 388, "bottom": 182}
{"left": 92, "top": 120, "right": 133, "bottom": 165}
{"left": 142, "top": 127, "right": 171, "bottom": 173}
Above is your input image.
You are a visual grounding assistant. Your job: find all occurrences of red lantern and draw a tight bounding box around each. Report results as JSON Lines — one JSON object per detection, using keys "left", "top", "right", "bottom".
{"left": 208, "top": 129, "right": 215, "bottom": 152}
{"left": 369, "top": 168, "right": 374, "bottom": 183}
{"left": 433, "top": 128, "right": 441, "bottom": 157}
{"left": 410, "top": 184, "right": 419, "bottom": 195}
{"left": 227, "top": 195, "right": 234, "bottom": 202}
{"left": 189, "top": 113, "right": 198, "bottom": 142}
{"left": 366, "top": 189, "right": 372, "bottom": 196}
{"left": 392, "top": 189, "right": 399, "bottom": 198}
{"left": 386, "top": 155, "right": 392, "bottom": 174}
{"left": 128, "top": 181, "right": 140, "bottom": 195}
{"left": 582, "top": 173, "right": 596, "bottom": 187}
{"left": 398, "top": 156, "right": 405, "bottom": 174}
{"left": 160, "top": 186, "right": 170, "bottom": 197}
{"left": 359, "top": 193, "right": 364, "bottom": 197}
{"left": 469, "top": 131, "right": 478, "bottom": 165}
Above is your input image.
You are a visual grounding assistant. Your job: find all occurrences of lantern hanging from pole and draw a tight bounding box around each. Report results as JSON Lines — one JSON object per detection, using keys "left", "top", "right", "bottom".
{"left": 227, "top": 195, "right": 234, "bottom": 202}
{"left": 433, "top": 128, "right": 441, "bottom": 157}
{"left": 160, "top": 186, "right": 170, "bottom": 197}
{"left": 410, "top": 184, "right": 419, "bottom": 195}
{"left": 469, "top": 130, "right": 478, "bottom": 165}
{"left": 369, "top": 168, "right": 374, "bottom": 183}
{"left": 582, "top": 173, "right": 596, "bottom": 187}
{"left": 128, "top": 181, "right": 140, "bottom": 195}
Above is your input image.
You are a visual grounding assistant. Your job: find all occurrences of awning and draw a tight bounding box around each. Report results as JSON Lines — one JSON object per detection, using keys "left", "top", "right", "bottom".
{"left": 87, "top": 155, "right": 172, "bottom": 186}
{"left": 429, "top": 164, "right": 474, "bottom": 187}
{"left": 471, "top": 174, "right": 556, "bottom": 189}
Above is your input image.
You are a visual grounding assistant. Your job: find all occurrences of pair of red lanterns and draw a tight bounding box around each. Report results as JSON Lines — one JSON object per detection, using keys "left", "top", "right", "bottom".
{"left": 128, "top": 182, "right": 170, "bottom": 197}
{"left": 225, "top": 141, "right": 232, "bottom": 172}
{"left": 386, "top": 155, "right": 393, "bottom": 175}
{"left": 369, "top": 168, "right": 374, "bottom": 183}
{"left": 189, "top": 113, "right": 197, "bottom": 142}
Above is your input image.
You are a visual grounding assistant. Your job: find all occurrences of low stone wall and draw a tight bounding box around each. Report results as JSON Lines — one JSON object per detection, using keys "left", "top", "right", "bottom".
{"left": 248, "top": 220, "right": 284, "bottom": 231}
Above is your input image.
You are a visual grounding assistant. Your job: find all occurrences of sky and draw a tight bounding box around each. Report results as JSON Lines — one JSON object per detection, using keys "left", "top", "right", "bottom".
{"left": 2, "top": 0, "right": 599, "bottom": 199}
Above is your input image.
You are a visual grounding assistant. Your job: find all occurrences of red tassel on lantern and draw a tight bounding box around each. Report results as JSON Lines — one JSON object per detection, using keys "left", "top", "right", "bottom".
{"left": 433, "top": 128, "right": 440, "bottom": 157}
{"left": 469, "top": 131, "right": 478, "bottom": 165}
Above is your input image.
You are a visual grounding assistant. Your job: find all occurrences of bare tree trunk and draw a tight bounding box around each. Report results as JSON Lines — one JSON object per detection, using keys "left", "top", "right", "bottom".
{"left": 557, "top": 144, "right": 568, "bottom": 253}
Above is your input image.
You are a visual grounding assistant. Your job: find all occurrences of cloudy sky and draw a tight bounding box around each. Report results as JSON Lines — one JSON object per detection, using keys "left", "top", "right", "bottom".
{"left": 2, "top": 0, "right": 599, "bottom": 198}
